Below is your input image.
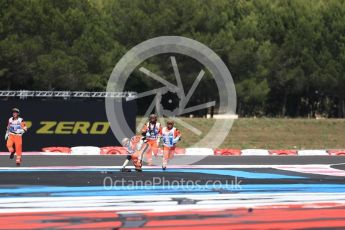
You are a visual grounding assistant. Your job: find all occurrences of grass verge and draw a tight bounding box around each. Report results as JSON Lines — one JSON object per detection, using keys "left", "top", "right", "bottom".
{"left": 137, "top": 118, "right": 345, "bottom": 149}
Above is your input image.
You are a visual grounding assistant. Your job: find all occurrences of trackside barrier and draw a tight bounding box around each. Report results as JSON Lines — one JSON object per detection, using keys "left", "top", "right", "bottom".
{"left": 41, "top": 147, "right": 71, "bottom": 153}
{"left": 214, "top": 149, "right": 241, "bottom": 156}
{"left": 185, "top": 148, "right": 214, "bottom": 156}
{"left": 100, "top": 146, "right": 127, "bottom": 155}
{"left": 241, "top": 149, "right": 270, "bottom": 156}
{"left": 71, "top": 146, "right": 100, "bottom": 155}
{"left": 172, "top": 147, "right": 186, "bottom": 155}
{"left": 100, "top": 146, "right": 186, "bottom": 155}
{"left": 327, "top": 150, "right": 345, "bottom": 156}
{"left": 154, "top": 147, "right": 186, "bottom": 156}
{"left": 26, "top": 148, "right": 345, "bottom": 156}
{"left": 269, "top": 150, "right": 298, "bottom": 156}
{"left": 298, "top": 150, "right": 328, "bottom": 156}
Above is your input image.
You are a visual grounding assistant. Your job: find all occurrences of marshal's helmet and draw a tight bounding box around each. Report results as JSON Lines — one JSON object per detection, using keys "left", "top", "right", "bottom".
{"left": 12, "top": 108, "right": 20, "bottom": 114}
{"left": 121, "top": 138, "right": 130, "bottom": 147}
{"left": 149, "top": 114, "right": 157, "bottom": 123}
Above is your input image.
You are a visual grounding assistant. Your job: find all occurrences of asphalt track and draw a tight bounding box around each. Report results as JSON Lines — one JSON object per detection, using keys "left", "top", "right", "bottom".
{"left": 1, "top": 155, "right": 345, "bottom": 166}
{"left": 1, "top": 155, "right": 345, "bottom": 229}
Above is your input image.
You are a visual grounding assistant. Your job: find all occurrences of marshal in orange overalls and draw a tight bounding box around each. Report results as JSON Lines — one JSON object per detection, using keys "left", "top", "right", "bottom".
{"left": 5, "top": 108, "right": 27, "bottom": 165}
{"left": 121, "top": 135, "right": 151, "bottom": 172}
{"left": 161, "top": 121, "right": 181, "bottom": 170}
{"left": 141, "top": 115, "right": 162, "bottom": 165}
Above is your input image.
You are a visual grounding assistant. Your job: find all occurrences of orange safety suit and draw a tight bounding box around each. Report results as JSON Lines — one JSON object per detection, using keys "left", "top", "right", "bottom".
{"left": 161, "top": 127, "right": 181, "bottom": 167}
{"left": 125, "top": 135, "right": 151, "bottom": 170}
{"left": 141, "top": 122, "right": 162, "bottom": 165}
{"left": 6, "top": 117, "right": 27, "bottom": 164}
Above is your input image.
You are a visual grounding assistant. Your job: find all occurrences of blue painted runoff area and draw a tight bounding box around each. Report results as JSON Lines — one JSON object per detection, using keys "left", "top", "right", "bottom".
{"left": 1, "top": 184, "right": 345, "bottom": 197}
{"left": 0, "top": 168, "right": 306, "bottom": 179}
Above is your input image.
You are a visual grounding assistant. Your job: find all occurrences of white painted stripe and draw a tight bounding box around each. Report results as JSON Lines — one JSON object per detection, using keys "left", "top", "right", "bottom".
{"left": 71, "top": 146, "right": 101, "bottom": 155}
{"left": 241, "top": 149, "right": 270, "bottom": 156}
{"left": 185, "top": 148, "right": 214, "bottom": 156}
{"left": 276, "top": 165, "right": 345, "bottom": 177}
{"left": 298, "top": 150, "right": 328, "bottom": 156}
{"left": 0, "top": 193, "right": 345, "bottom": 214}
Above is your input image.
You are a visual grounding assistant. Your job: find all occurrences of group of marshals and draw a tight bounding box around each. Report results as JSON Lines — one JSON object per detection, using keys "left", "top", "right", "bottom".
{"left": 4, "top": 108, "right": 180, "bottom": 169}
{"left": 121, "top": 114, "right": 181, "bottom": 172}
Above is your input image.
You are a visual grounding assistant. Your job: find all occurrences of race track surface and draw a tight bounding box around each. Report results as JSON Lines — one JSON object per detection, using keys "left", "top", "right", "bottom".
{"left": 1, "top": 155, "right": 345, "bottom": 229}
{"left": 1, "top": 155, "right": 345, "bottom": 166}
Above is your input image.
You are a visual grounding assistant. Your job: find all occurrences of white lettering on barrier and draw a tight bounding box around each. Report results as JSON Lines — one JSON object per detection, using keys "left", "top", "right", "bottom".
{"left": 241, "top": 149, "right": 269, "bottom": 156}
{"left": 184, "top": 148, "right": 214, "bottom": 156}
{"left": 71, "top": 146, "right": 101, "bottom": 155}
{"left": 297, "top": 150, "right": 328, "bottom": 156}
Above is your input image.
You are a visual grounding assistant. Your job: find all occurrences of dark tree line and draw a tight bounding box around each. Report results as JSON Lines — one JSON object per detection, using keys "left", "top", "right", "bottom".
{"left": 1, "top": 0, "right": 344, "bottom": 117}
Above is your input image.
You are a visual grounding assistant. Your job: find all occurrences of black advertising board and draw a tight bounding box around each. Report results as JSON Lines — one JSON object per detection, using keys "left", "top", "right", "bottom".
{"left": 0, "top": 99, "right": 136, "bottom": 151}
